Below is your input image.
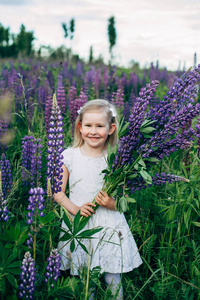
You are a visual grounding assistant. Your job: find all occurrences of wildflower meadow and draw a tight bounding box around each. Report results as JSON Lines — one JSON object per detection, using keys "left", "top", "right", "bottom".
{"left": 1, "top": 57, "right": 200, "bottom": 300}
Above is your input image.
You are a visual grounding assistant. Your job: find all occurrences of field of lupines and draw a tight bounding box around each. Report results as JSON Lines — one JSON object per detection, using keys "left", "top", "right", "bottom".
{"left": 1, "top": 57, "right": 200, "bottom": 300}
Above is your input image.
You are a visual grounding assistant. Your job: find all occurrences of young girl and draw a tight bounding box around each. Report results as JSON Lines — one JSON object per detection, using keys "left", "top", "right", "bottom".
{"left": 54, "top": 99, "right": 142, "bottom": 299}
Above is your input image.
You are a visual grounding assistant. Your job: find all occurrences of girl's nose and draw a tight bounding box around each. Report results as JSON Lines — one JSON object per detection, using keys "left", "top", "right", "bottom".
{"left": 90, "top": 126, "right": 97, "bottom": 134}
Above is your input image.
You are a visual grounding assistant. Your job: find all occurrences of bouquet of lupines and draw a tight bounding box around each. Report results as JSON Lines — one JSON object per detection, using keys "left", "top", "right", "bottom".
{"left": 60, "top": 66, "right": 200, "bottom": 250}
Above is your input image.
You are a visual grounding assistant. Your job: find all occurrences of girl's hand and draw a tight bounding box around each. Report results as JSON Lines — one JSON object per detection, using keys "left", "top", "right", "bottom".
{"left": 78, "top": 202, "right": 96, "bottom": 217}
{"left": 95, "top": 191, "right": 115, "bottom": 210}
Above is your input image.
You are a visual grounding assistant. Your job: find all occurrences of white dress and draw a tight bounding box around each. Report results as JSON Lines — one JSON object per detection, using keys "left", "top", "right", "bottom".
{"left": 57, "top": 147, "right": 142, "bottom": 275}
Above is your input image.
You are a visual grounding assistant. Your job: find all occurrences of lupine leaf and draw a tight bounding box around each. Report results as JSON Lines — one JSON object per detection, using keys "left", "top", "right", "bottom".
{"left": 127, "top": 197, "right": 136, "bottom": 203}
{"left": 76, "top": 227, "right": 103, "bottom": 238}
{"left": 41, "top": 211, "right": 56, "bottom": 224}
{"left": 140, "top": 126, "right": 156, "bottom": 133}
{"left": 140, "top": 170, "right": 152, "bottom": 184}
{"left": 141, "top": 119, "right": 156, "bottom": 127}
{"left": 70, "top": 239, "right": 75, "bottom": 252}
{"left": 138, "top": 158, "right": 146, "bottom": 168}
{"left": 118, "top": 121, "right": 130, "bottom": 138}
{"left": 5, "top": 273, "right": 18, "bottom": 289}
{"left": 4, "top": 253, "right": 14, "bottom": 266}
{"left": 5, "top": 268, "right": 21, "bottom": 275}
{"left": 102, "top": 169, "right": 109, "bottom": 174}
{"left": 144, "top": 157, "right": 160, "bottom": 163}
{"left": 63, "top": 211, "right": 72, "bottom": 231}
{"left": 5, "top": 261, "right": 21, "bottom": 269}
{"left": 78, "top": 216, "right": 92, "bottom": 233}
{"left": 59, "top": 232, "right": 72, "bottom": 241}
{"left": 127, "top": 174, "right": 138, "bottom": 180}
{"left": 73, "top": 210, "right": 81, "bottom": 234}
{"left": 76, "top": 240, "right": 89, "bottom": 254}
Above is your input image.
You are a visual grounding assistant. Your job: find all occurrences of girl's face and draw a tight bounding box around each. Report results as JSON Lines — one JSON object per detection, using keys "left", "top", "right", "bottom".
{"left": 78, "top": 111, "right": 116, "bottom": 151}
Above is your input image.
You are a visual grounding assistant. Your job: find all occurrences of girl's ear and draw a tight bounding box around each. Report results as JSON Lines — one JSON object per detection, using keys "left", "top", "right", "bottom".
{"left": 108, "top": 123, "right": 116, "bottom": 135}
{"left": 78, "top": 122, "right": 82, "bottom": 133}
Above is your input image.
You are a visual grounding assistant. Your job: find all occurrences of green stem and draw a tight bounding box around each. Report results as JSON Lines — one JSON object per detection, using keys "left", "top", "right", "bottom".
{"left": 79, "top": 154, "right": 142, "bottom": 226}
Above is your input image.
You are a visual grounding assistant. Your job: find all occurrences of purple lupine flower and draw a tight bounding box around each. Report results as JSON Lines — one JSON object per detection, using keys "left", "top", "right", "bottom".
{"left": 57, "top": 74, "right": 63, "bottom": 89}
{"left": 197, "top": 117, "right": 200, "bottom": 157}
{"left": 75, "top": 61, "right": 84, "bottom": 78}
{"left": 46, "top": 94, "right": 64, "bottom": 195}
{"left": 69, "top": 86, "right": 88, "bottom": 135}
{"left": 128, "top": 173, "right": 189, "bottom": 194}
{"left": 21, "top": 136, "right": 42, "bottom": 187}
{"left": 45, "top": 95, "right": 53, "bottom": 131}
{"left": 111, "top": 88, "right": 124, "bottom": 109}
{"left": 152, "top": 173, "right": 190, "bottom": 186}
{"left": 57, "top": 86, "right": 66, "bottom": 115}
{"left": 26, "top": 187, "right": 45, "bottom": 225}
{"left": 140, "top": 102, "right": 200, "bottom": 160}
{"left": 69, "top": 85, "right": 78, "bottom": 135}
{"left": 38, "top": 83, "right": 50, "bottom": 107}
{"left": 0, "top": 153, "right": 12, "bottom": 199}
{"left": 18, "top": 252, "right": 36, "bottom": 299}
{"left": 83, "top": 79, "right": 89, "bottom": 99}
{"left": 21, "top": 135, "right": 34, "bottom": 184}
{"left": 129, "top": 72, "right": 139, "bottom": 92}
{"left": 111, "top": 67, "right": 200, "bottom": 202}
{"left": 44, "top": 249, "right": 61, "bottom": 287}
{"left": 114, "top": 80, "right": 159, "bottom": 167}
{"left": 123, "top": 102, "right": 130, "bottom": 121}
{"left": 103, "top": 66, "right": 109, "bottom": 98}
{"left": 78, "top": 88, "right": 88, "bottom": 109}
{"left": 30, "top": 138, "right": 42, "bottom": 187}
{"left": 0, "top": 170, "right": 10, "bottom": 222}
{"left": 94, "top": 68, "right": 101, "bottom": 98}
{"left": 129, "top": 90, "right": 136, "bottom": 108}
{"left": 147, "top": 64, "right": 200, "bottom": 130}
{"left": 119, "top": 73, "right": 126, "bottom": 90}
{"left": 0, "top": 118, "right": 8, "bottom": 141}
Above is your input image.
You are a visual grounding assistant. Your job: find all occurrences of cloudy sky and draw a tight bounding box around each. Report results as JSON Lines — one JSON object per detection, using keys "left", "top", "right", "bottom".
{"left": 0, "top": 0, "right": 200, "bottom": 70}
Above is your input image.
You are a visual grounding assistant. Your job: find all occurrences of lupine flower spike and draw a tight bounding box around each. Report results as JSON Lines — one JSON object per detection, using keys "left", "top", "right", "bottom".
{"left": 46, "top": 93, "right": 64, "bottom": 199}
{"left": 18, "top": 251, "right": 36, "bottom": 299}
{"left": 21, "top": 136, "right": 42, "bottom": 187}
{"left": 45, "top": 248, "right": 61, "bottom": 288}
{"left": 0, "top": 170, "right": 10, "bottom": 222}
{"left": 0, "top": 153, "right": 12, "bottom": 199}
{"left": 26, "top": 187, "right": 45, "bottom": 252}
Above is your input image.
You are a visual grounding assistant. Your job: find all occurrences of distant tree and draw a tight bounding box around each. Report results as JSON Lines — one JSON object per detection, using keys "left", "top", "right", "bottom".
{"left": 61, "top": 19, "right": 75, "bottom": 60}
{"left": 107, "top": 16, "right": 117, "bottom": 61}
{"left": 0, "top": 23, "right": 10, "bottom": 46}
{"left": 16, "top": 24, "right": 35, "bottom": 57}
{"left": 62, "top": 22, "right": 68, "bottom": 39}
{"left": 62, "top": 18, "right": 75, "bottom": 43}
{"left": 89, "top": 46, "right": 93, "bottom": 63}
{"left": 0, "top": 23, "right": 17, "bottom": 57}
{"left": 69, "top": 18, "right": 75, "bottom": 40}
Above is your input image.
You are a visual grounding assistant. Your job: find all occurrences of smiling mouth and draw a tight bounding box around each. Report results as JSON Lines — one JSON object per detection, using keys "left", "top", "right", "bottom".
{"left": 89, "top": 137, "right": 99, "bottom": 140}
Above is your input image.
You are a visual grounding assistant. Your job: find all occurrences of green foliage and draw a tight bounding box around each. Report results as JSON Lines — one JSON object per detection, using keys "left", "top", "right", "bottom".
{"left": 0, "top": 243, "right": 21, "bottom": 296}
{"left": 59, "top": 210, "right": 103, "bottom": 254}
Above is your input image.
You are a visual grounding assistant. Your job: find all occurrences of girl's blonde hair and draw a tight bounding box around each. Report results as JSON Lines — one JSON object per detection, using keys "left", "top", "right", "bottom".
{"left": 73, "top": 99, "right": 118, "bottom": 148}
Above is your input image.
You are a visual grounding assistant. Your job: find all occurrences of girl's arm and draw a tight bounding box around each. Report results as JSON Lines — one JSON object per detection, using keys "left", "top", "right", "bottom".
{"left": 95, "top": 190, "right": 115, "bottom": 210}
{"left": 54, "top": 164, "right": 96, "bottom": 217}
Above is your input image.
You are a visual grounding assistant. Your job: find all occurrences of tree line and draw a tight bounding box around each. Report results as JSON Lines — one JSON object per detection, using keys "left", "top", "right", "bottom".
{"left": 0, "top": 17, "right": 117, "bottom": 61}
